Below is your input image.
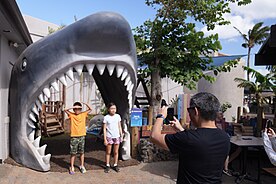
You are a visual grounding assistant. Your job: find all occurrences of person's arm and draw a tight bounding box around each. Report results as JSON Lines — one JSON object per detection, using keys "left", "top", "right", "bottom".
{"left": 150, "top": 106, "right": 169, "bottom": 150}
{"left": 268, "top": 128, "right": 276, "bottom": 152}
{"left": 263, "top": 130, "right": 276, "bottom": 166}
{"left": 103, "top": 122, "right": 108, "bottom": 146}
{"left": 80, "top": 102, "right": 92, "bottom": 113}
{"left": 64, "top": 107, "right": 75, "bottom": 116}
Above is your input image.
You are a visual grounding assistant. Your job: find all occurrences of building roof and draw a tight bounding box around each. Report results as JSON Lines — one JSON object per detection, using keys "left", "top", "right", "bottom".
{"left": 138, "top": 54, "right": 246, "bottom": 70}
{"left": 255, "top": 25, "right": 276, "bottom": 66}
{"left": 0, "top": 0, "right": 32, "bottom": 54}
{"left": 203, "top": 55, "right": 246, "bottom": 67}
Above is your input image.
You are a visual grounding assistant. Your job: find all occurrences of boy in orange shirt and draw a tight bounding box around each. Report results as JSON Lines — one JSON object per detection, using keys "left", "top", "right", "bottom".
{"left": 65, "top": 102, "right": 92, "bottom": 174}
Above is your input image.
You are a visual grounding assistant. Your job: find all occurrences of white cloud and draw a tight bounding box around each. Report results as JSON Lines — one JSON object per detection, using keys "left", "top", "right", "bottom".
{"left": 202, "top": 0, "right": 276, "bottom": 40}
{"left": 229, "top": 0, "right": 276, "bottom": 20}
{"left": 202, "top": 14, "right": 254, "bottom": 39}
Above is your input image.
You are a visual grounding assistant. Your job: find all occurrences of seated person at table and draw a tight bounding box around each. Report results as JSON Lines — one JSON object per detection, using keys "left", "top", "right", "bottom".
{"left": 223, "top": 144, "right": 242, "bottom": 176}
{"left": 263, "top": 128, "right": 276, "bottom": 166}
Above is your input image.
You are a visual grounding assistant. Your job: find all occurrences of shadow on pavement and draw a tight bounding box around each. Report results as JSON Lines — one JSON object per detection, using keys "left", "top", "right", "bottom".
{"left": 140, "top": 161, "right": 178, "bottom": 182}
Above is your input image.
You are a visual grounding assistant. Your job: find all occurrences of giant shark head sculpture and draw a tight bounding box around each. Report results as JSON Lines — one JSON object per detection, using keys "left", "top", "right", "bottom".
{"left": 9, "top": 12, "right": 137, "bottom": 171}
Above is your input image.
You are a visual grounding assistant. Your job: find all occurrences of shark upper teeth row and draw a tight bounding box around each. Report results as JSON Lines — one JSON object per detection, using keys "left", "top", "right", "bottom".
{"left": 27, "top": 64, "right": 135, "bottom": 165}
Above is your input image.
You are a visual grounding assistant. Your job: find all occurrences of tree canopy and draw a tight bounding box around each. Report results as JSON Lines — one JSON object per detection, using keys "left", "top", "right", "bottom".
{"left": 135, "top": 0, "right": 251, "bottom": 89}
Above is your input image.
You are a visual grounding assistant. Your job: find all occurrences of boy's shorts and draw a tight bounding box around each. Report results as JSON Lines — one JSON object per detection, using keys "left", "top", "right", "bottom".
{"left": 106, "top": 137, "right": 121, "bottom": 145}
{"left": 70, "top": 136, "right": 85, "bottom": 155}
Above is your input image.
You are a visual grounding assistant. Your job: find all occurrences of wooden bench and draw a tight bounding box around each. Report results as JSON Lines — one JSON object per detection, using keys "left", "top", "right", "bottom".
{"left": 39, "top": 101, "right": 64, "bottom": 137}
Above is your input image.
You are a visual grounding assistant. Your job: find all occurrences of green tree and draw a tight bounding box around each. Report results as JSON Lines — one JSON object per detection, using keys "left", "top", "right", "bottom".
{"left": 234, "top": 67, "right": 275, "bottom": 135}
{"left": 48, "top": 24, "right": 66, "bottom": 34}
{"left": 135, "top": 0, "right": 251, "bottom": 119}
{"left": 234, "top": 22, "right": 270, "bottom": 81}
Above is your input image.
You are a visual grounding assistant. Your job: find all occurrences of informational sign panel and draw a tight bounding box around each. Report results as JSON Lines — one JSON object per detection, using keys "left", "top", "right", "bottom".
{"left": 130, "top": 108, "right": 142, "bottom": 127}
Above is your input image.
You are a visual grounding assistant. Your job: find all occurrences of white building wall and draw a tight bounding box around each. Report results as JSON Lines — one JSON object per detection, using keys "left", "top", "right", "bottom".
{"left": 162, "top": 77, "right": 183, "bottom": 104}
{"left": 198, "top": 61, "right": 245, "bottom": 121}
{"left": 0, "top": 34, "right": 19, "bottom": 162}
{"left": 23, "top": 15, "right": 59, "bottom": 42}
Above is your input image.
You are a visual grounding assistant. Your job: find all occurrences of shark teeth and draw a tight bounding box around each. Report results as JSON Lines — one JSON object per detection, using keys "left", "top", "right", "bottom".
{"left": 86, "top": 64, "right": 95, "bottom": 75}
{"left": 116, "top": 65, "right": 124, "bottom": 78}
{"left": 33, "top": 136, "right": 41, "bottom": 148}
{"left": 121, "top": 69, "right": 128, "bottom": 81}
{"left": 58, "top": 75, "right": 67, "bottom": 86}
{"left": 28, "top": 130, "right": 35, "bottom": 142}
{"left": 66, "top": 67, "right": 74, "bottom": 81}
{"left": 32, "top": 105, "right": 39, "bottom": 116}
{"left": 42, "top": 154, "right": 51, "bottom": 164}
{"left": 27, "top": 120, "right": 36, "bottom": 129}
{"left": 37, "top": 144, "right": 47, "bottom": 156}
{"left": 32, "top": 64, "right": 136, "bottom": 114}
{"left": 124, "top": 75, "right": 131, "bottom": 86}
{"left": 97, "top": 64, "right": 106, "bottom": 75}
{"left": 43, "top": 87, "right": 50, "bottom": 98}
{"left": 51, "top": 81, "right": 59, "bottom": 92}
{"left": 38, "top": 94, "right": 45, "bottom": 103}
{"left": 75, "top": 65, "right": 84, "bottom": 76}
{"left": 29, "top": 112, "right": 37, "bottom": 122}
{"left": 107, "top": 64, "right": 115, "bottom": 76}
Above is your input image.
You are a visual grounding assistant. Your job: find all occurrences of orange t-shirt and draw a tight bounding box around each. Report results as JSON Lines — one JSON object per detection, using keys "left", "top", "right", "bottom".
{"left": 68, "top": 111, "right": 88, "bottom": 137}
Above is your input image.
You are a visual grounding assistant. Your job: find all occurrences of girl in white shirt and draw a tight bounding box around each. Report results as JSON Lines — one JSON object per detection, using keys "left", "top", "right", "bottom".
{"left": 103, "top": 102, "right": 123, "bottom": 173}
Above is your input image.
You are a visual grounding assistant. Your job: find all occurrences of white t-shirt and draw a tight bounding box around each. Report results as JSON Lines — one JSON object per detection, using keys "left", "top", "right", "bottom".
{"left": 103, "top": 114, "right": 121, "bottom": 138}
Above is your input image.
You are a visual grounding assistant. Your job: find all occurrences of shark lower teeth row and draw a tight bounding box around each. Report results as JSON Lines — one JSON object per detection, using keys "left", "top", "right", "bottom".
{"left": 26, "top": 64, "right": 134, "bottom": 163}
{"left": 27, "top": 130, "right": 51, "bottom": 164}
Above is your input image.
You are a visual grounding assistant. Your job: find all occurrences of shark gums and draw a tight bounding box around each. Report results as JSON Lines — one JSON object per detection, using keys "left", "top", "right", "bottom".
{"left": 9, "top": 12, "right": 137, "bottom": 171}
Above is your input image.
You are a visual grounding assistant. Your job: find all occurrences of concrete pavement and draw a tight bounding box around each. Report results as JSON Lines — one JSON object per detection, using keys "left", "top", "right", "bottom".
{"left": 0, "top": 161, "right": 275, "bottom": 184}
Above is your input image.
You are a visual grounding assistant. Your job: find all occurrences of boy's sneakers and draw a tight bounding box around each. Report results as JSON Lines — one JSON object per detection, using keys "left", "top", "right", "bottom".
{"left": 104, "top": 166, "right": 111, "bottom": 173}
{"left": 69, "top": 167, "right": 75, "bottom": 175}
{"left": 79, "top": 166, "right": 87, "bottom": 174}
{"left": 113, "top": 165, "right": 120, "bottom": 172}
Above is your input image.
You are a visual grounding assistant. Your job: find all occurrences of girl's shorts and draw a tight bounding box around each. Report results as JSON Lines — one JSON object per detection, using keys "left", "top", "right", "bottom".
{"left": 106, "top": 137, "right": 121, "bottom": 145}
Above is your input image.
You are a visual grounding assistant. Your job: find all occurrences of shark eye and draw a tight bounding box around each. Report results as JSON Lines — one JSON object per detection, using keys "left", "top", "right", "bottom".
{"left": 21, "top": 58, "right": 27, "bottom": 71}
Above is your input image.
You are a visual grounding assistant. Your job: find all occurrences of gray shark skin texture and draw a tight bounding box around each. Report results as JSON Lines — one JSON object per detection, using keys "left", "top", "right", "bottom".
{"left": 9, "top": 12, "right": 137, "bottom": 171}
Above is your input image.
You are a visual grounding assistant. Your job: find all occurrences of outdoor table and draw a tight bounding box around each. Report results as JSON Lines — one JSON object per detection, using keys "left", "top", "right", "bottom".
{"left": 230, "top": 136, "right": 263, "bottom": 184}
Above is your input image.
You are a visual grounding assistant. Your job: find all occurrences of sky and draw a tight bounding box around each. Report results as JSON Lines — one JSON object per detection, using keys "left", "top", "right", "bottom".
{"left": 16, "top": 0, "right": 275, "bottom": 75}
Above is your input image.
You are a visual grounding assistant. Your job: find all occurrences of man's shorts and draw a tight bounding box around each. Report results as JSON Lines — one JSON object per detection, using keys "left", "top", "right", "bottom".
{"left": 106, "top": 137, "right": 121, "bottom": 145}
{"left": 70, "top": 136, "right": 85, "bottom": 155}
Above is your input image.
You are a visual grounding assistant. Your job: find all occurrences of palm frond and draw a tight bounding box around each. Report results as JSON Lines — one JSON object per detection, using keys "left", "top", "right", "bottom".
{"left": 234, "top": 77, "right": 255, "bottom": 88}
{"left": 234, "top": 26, "right": 249, "bottom": 42}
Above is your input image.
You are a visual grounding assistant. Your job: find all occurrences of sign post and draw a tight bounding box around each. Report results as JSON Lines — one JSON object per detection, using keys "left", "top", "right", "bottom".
{"left": 130, "top": 108, "right": 142, "bottom": 158}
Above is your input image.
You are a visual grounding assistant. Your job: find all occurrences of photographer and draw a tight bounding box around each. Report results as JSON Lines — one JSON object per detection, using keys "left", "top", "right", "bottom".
{"left": 150, "top": 92, "right": 230, "bottom": 184}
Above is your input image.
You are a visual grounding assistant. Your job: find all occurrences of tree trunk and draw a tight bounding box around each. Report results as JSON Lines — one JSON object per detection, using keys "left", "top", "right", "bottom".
{"left": 150, "top": 59, "right": 162, "bottom": 123}
{"left": 256, "top": 94, "right": 264, "bottom": 137}
{"left": 247, "top": 47, "right": 251, "bottom": 81}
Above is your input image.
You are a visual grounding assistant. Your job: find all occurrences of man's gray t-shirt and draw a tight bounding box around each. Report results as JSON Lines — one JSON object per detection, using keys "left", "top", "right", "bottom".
{"left": 103, "top": 114, "right": 121, "bottom": 138}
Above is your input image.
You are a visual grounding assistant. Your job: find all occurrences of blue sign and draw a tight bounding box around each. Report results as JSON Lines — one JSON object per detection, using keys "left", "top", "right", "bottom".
{"left": 131, "top": 108, "right": 142, "bottom": 127}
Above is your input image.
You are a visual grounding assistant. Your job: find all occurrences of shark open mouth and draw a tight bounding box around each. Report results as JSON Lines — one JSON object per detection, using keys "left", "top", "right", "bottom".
{"left": 9, "top": 12, "right": 137, "bottom": 171}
